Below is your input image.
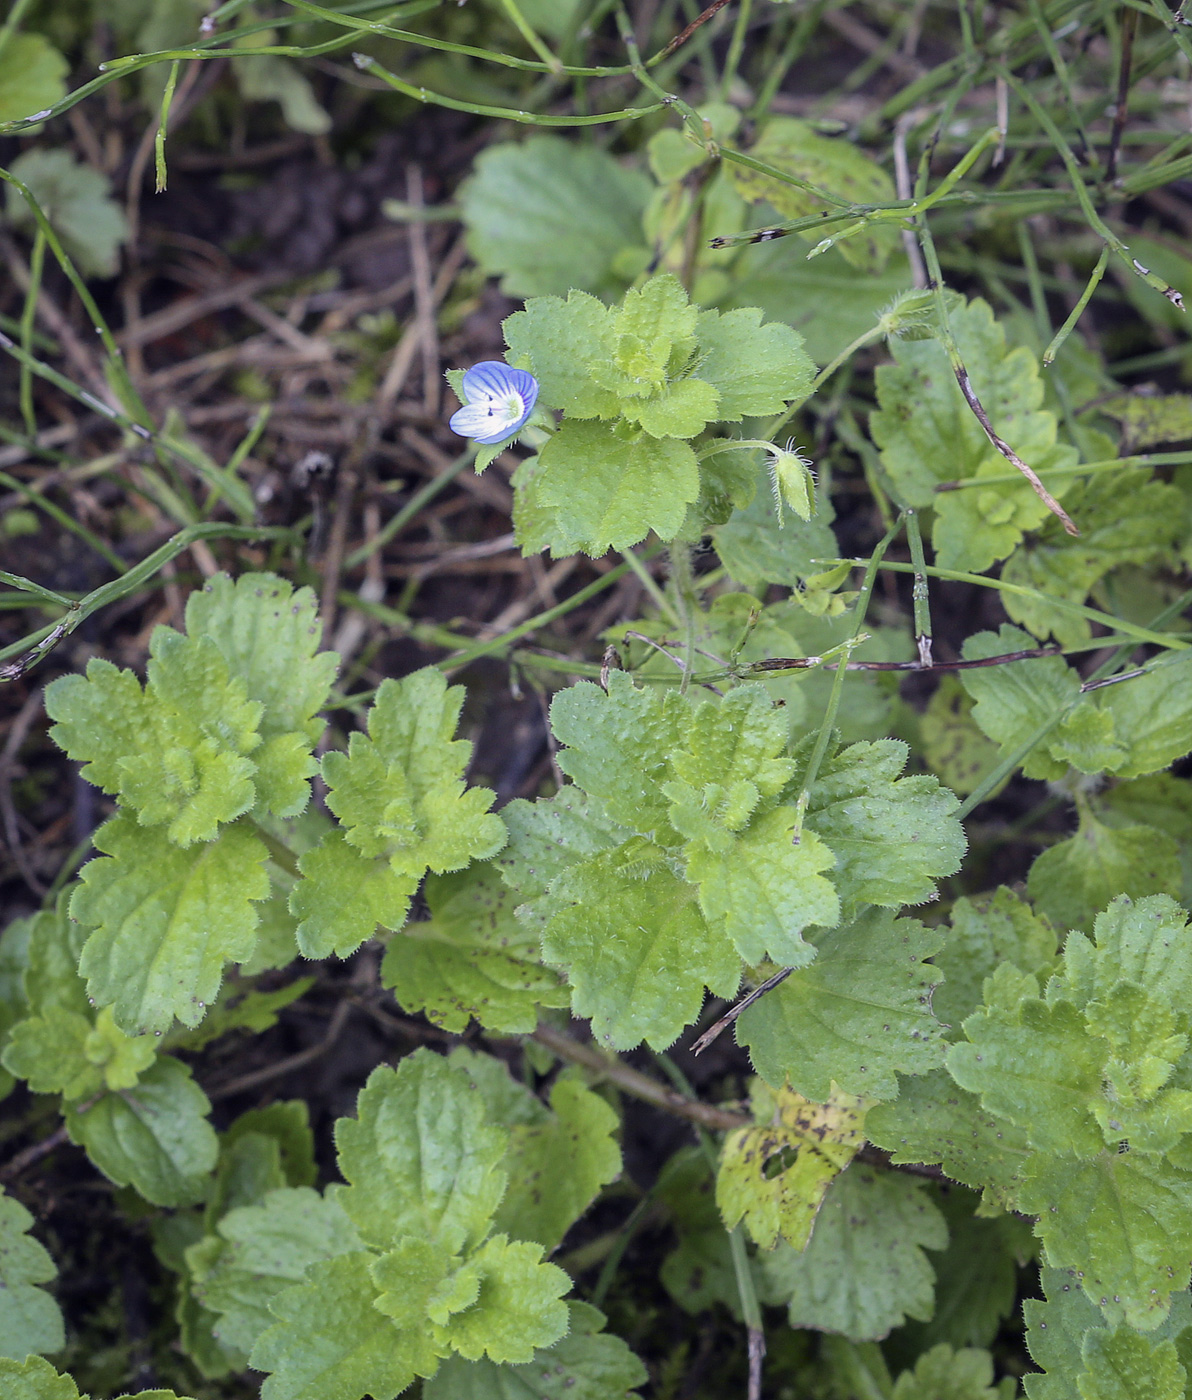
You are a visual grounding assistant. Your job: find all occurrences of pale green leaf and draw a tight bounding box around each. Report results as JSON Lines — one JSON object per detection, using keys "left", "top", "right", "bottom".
{"left": 716, "top": 1081, "right": 868, "bottom": 1251}
{"left": 757, "top": 1164, "right": 947, "bottom": 1341}
{"left": 503, "top": 291, "right": 622, "bottom": 419}
{"left": 550, "top": 673, "right": 686, "bottom": 836}
{"left": 737, "top": 908, "right": 946, "bottom": 1102}
{"left": 540, "top": 845, "right": 740, "bottom": 1050}
{"left": 189, "top": 1187, "right": 361, "bottom": 1363}
{"left": 1101, "top": 392, "right": 1192, "bottom": 450}
{"left": 335, "top": 1050, "right": 508, "bottom": 1254}
{"left": 184, "top": 572, "right": 337, "bottom": 809}
{"left": 687, "top": 812, "right": 838, "bottom": 966}
{"left": 292, "top": 830, "right": 418, "bottom": 957}
{"left": 1016, "top": 1150, "right": 1192, "bottom": 1329}
{"left": 1026, "top": 813, "right": 1182, "bottom": 933}
{"left": 533, "top": 420, "right": 700, "bottom": 554}
{"left": 0, "top": 32, "right": 67, "bottom": 124}
{"left": 946, "top": 997, "right": 1106, "bottom": 1158}
{"left": 1097, "top": 654, "right": 1192, "bottom": 780}
{"left": 72, "top": 816, "right": 269, "bottom": 1036}
{"left": 382, "top": 864, "right": 567, "bottom": 1035}
{"left": 889, "top": 1344, "right": 1004, "bottom": 1400}
{"left": 693, "top": 305, "right": 815, "bottom": 419}
{"left": 252, "top": 1253, "right": 441, "bottom": 1400}
{"left": 798, "top": 739, "right": 965, "bottom": 915}
{"left": 425, "top": 1302, "right": 646, "bottom": 1400}
{"left": 321, "top": 669, "right": 504, "bottom": 874}
{"left": 233, "top": 51, "right": 330, "bottom": 134}
{"left": 1078, "top": 1325, "right": 1186, "bottom": 1400}
{"left": 871, "top": 299, "right": 1077, "bottom": 571}
{"left": 725, "top": 118, "right": 898, "bottom": 271}
{"left": 1102, "top": 776, "right": 1192, "bottom": 908}
{"left": 1001, "top": 469, "right": 1183, "bottom": 646}
{"left": 866, "top": 1070, "right": 1031, "bottom": 1214}
{"left": 461, "top": 138, "right": 650, "bottom": 300}
{"left": 0, "top": 1194, "right": 63, "bottom": 1361}
{"left": 6, "top": 147, "right": 127, "bottom": 278}
{"left": 920, "top": 675, "right": 1004, "bottom": 798}
{"left": 431, "top": 1235, "right": 570, "bottom": 1364}
{"left": 44, "top": 658, "right": 147, "bottom": 796}
{"left": 960, "top": 626, "right": 1081, "bottom": 782}
{"left": 489, "top": 1077, "right": 622, "bottom": 1252}
{"left": 0, "top": 1356, "right": 80, "bottom": 1400}
{"left": 623, "top": 375, "right": 719, "bottom": 438}
{"left": 65, "top": 1055, "right": 217, "bottom": 1207}
{"left": 711, "top": 464, "right": 839, "bottom": 588}
{"left": 932, "top": 886, "right": 1058, "bottom": 1034}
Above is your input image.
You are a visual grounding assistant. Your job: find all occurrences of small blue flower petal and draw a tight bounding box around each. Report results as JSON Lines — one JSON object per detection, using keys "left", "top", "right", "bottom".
{"left": 462, "top": 361, "right": 538, "bottom": 409}
{"left": 449, "top": 360, "right": 539, "bottom": 445}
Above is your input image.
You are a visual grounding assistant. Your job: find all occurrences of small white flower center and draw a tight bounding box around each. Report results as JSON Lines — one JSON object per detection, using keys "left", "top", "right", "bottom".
{"left": 485, "top": 391, "right": 525, "bottom": 426}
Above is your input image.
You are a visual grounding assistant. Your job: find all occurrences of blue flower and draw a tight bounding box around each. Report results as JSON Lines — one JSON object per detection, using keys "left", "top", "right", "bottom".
{"left": 449, "top": 361, "right": 539, "bottom": 445}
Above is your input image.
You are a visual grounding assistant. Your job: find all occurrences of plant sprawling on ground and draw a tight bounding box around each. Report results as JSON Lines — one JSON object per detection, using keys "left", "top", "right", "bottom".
{"left": 2, "top": 2, "right": 1192, "bottom": 1397}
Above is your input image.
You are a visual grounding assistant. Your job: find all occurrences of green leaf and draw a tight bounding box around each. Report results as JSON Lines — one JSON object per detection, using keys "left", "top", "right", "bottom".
{"left": 424, "top": 1301, "right": 647, "bottom": 1400}
{"left": 0, "top": 32, "right": 67, "bottom": 124}
{"left": 658, "top": 1148, "right": 747, "bottom": 1319}
{"left": 898, "top": 1189, "right": 1026, "bottom": 1351}
{"left": 1096, "top": 654, "right": 1192, "bottom": 780}
{"left": 1016, "top": 1150, "right": 1192, "bottom": 1330}
{"left": 686, "top": 811, "right": 838, "bottom": 966}
{"left": 321, "top": 669, "right": 504, "bottom": 874}
{"left": 489, "top": 1077, "right": 622, "bottom": 1252}
{"left": 65, "top": 1055, "right": 217, "bottom": 1207}
{"left": 71, "top": 816, "right": 270, "bottom": 1036}
{"left": 866, "top": 1070, "right": 1031, "bottom": 1214}
{"left": 550, "top": 673, "right": 686, "bottom": 836}
{"left": 189, "top": 1187, "right": 361, "bottom": 1363}
{"left": 716, "top": 1080, "right": 868, "bottom": 1250}
{"left": 1023, "top": 1266, "right": 1192, "bottom": 1400}
{"left": 1077, "top": 1326, "right": 1187, "bottom": 1400}
{"left": 947, "top": 997, "right": 1106, "bottom": 1158}
{"left": 757, "top": 1164, "right": 947, "bottom": 1341}
{"left": 460, "top": 137, "right": 651, "bottom": 300}
{"left": 959, "top": 625, "right": 1080, "bottom": 781}
{"left": 4, "top": 1004, "right": 155, "bottom": 1100}
{"left": 381, "top": 864, "right": 568, "bottom": 1035}
{"left": 0, "top": 1356, "right": 80, "bottom": 1400}
{"left": 931, "top": 886, "right": 1058, "bottom": 1034}
{"left": 725, "top": 118, "right": 898, "bottom": 271}
{"left": 335, "top": 1050, "right": 508, "bottom": 1254}
{"left": 292, "top": 832, "right": 418, "bottom": 958}
{"left": 6, "top": 146, "right": 127, "bottom": 278}
{"left": 798, "top": 739, "right": 966, "bottom": 916}
{"left": 724, "top": 239, "right": 911, "bottom": 366}
{"left": 532, "top": 420, "right": 700, "bottom": 554}
{"left": 503, "top": 291, "right": 622, "bottom": 420}
{"left": 623, "top": 375, "right": 719, "bottom": 438}
{"left": 1101, "top": 392, "right": 1192, "bottom": 450}
{"left": 889, "top": 1344, "right": 1005, "bottom": 1400}
{"left": 737, "top": 908, "right": 946, "bottom": 1102}
{"left": 710, "top": 465, "right": 839, "bottom": 589}
{"left": 48, "top": 631, "right": 264, "bottom": 847}
{"left": 1000, "top": 469, "right": 1183, "bottom": 646}
{"left": 252, "top": 1253, "right": 441, "bottom": 1400}
{"left": 0, "top": 1193, "right": 63, "bottom": 1361}
{"left": 539, "top": 844, "right": 740, "bottom": 1050}
{"left": 1026, "top": 811, "right": 1182, "bottom": 933}
{"left": 920, "top": 674, "right": 1005, "bottom": 798}
{"left": 184, "top": 572, "right": 337, "bottom": 816}
{"left": 871, "top": 299, "right": 1077, "bottom": 571}
{"left": 428, "top": 1234, "right": 570, "bottom": 1364}
{"left": 1102, "top": 776, "right": 1192, "bottom": 908}
{"left": 692, "top": 306, "right": 815, "bottom": 420}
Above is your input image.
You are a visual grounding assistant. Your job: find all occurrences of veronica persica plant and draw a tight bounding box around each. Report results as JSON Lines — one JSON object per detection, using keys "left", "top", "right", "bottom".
{"left": 449, "top": 360, "right": 539, "bottom": 445}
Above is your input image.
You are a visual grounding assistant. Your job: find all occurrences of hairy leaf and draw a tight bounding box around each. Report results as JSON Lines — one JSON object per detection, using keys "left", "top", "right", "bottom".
{"left": 0, "top": 1194, "right": 63, "bottom": 1361}
{"left": 738, "top": 908, "right": 946, "bottom": 1101}
{"left": 757, "top": 1164, "right": 947, "bottom": 1341}
{"left": 72, "top": 816, "right": 269, "bottom": 1036}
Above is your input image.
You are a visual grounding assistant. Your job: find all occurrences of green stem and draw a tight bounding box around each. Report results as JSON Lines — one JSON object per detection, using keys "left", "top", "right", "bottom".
{"left": 719, "top": 0, "right": 752, "bottom": 99}
{"left": 667, "top": 541, "right": 698, "bottom": 696}
{"left": 905, "top": 509, "right": 932, "bottom": 667}
{"left": 345, "top": 447, "right": 475, "bottom": 570}
{"left": 0, "top": 0, "right": 34, "bottom": 70}
{"left": 1043, "top": 247, "right": 1109, "bottom": 365}
{"left": 18, "top": 227, "right": 44, "bottom": 439}
{"left": 497, "top": 0, "right": 563, "bottom": 72}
